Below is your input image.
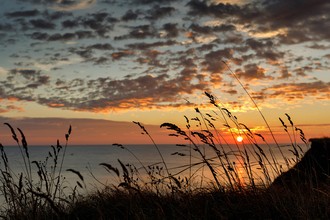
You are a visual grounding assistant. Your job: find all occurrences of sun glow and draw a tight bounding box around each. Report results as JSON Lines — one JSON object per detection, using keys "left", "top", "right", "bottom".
{"left": 237, "top": 136, "right": 243, "bottom": 142}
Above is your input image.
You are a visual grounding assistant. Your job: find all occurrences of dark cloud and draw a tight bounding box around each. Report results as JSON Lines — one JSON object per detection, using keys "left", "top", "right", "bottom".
{"left": 67, "top": 73, "right": 206, "bottom": 111}
{"left": 245, "top": 38, "right": 274, "bottom": 51}
{"left": 189, "top": 23, "right": 216, "bottom": 36}
{"left": 294, "top": 56, "right": 304, "bottom": 62}
{"left": 93, "top": 56, "right": 110, "bottom": 65}
{"left": 71, "top": 48, "right": 93, "bottom": 59}
{"left": 30, "top": 32, "right": 49, "bottom": 40}
{"left": 265, "top": 80, "right": 330, "bottom": 101}
{"left": 29, "top": 19, "right": 56, "bottom": 29}
{"left": 162, "top": 23, "right": 179, "bottom": 39}
{"left": 29, "top": 31, "right": 95, "bottom": 41}
{"left": 75, "top": 30, "right": 94, "bottom": 39}
{"left": 0, "top": 23, "right": 14, "bottom": 31}
{"left": 231, "top": 57, "right": 243, "bottom": 66}
{"left": 188, "top": 23, "right": 236, "bottom": 36}
{"left": 2, "top": 68, "right": 51, "bottom": 95}
{"left": 186, "top": 0, "right": 330, "bottom": 45}
{"left": 9, "top": 68, "right": 41, "bottom": 80}
{"left": 200, "top": 48, "right": 233, "bottom": 74}
{"left": 294, "top": 67, "right": 307, "bottom": 77}
{"left": 259, "top": 0, "right": 329, "bottom": 31}
{"left": 213, "top": 24, "right": 236, "bottom": 32}
{"left": 222, "top": 89, "right": 238, "bottom": 95}
{"left": 0, "top": 65, "right": 211, "bottom": 112}
{"left": 235, "top": 63, "right": 272, "bottom": 81}
{"left": 121, "top": 9, "right": 140, "bottom": 22}
{"left": 2, "top": 0, "right": 330, "bottom": 114}
{"left": 276, "top": 30, "right": 312, "bottom": 45}
{"left": 324, "top": 54, "right": 330, "bottom": 60}
{"left": 115, "top": 25, "right": 159, "bottom": 40}
{"left": 111, "top": 50, "right": 136, "bottom": 60}
{"left": 306, "top": 43, "right": 330, "bottom": 50}
{"left": 196, "top": 43, "right": 218, "bottom": 52}
{"left": 60, "top": 12, "right": 117, "bottom": 37}
{"left": 186, "top": 0, "right": 262, "bottom": 23}
{"left": 42, "top": 10, "right": 72, "bottom": 20}
{"left": 277, "top": 65, "right": 292, "bottom": 79}
{"left": 256, "top": 50, "right": 285, "bottom": 62}
{"left": 6, "top": 9, "right": 40, "bottom": 18}
{"left": 144, "top": 5, "right": 175, "bottom": 21}
{"left": 9, "top": 54, "right": 20, "bottom": 58}
{"left": 48, "top": 33, "right": 76, "bottom": 41}
{"left": 130, "top": 0, "right": 178, "bottom": 5}
{"left": 62, "top": 19, "right": 79, "bottom": 28}
{"left": 100, "top": 0, "right": 118, "bottom": 4}
{"left": 89, "top": 43, "right": 113, "bottom": 50}
{"left": 135, "top": 49, "right": 168, "bottom": 69}
{"left": 58, "top": 0, "right": 77, "bottom": 6}
{"left": 15, "top": 0, "right": 87, "bottom": 8}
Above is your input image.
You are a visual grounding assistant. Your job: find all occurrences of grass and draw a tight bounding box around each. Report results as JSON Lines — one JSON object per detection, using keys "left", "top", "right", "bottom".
{"left": 0, "top": 66, "right": 329, "bottom": 219}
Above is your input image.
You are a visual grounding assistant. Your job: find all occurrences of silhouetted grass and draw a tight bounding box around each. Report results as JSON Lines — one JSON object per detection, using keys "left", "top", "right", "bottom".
{"left": 0, "top": 67, "right": 329, "bottom": 219}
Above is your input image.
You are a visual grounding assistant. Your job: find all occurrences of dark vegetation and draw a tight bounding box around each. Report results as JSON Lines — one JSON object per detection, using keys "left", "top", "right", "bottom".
{"left": 1, "top": 65, "right": 330, "bottom": 219}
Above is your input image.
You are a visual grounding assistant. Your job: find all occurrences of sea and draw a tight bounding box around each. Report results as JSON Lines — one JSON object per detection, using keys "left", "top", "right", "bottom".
{"left": 0, "top": 143, "right": 310, "bottom": 205}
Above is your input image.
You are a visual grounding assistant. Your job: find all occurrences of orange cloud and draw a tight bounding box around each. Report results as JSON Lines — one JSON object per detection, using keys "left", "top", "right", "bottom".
{"left": 185, "top": 32, "right": 195, "bottom": 38}
{"left": 8, "top": 97, "right": 19, "bottom": 101}
{"left": 50, "top": 103, "right": 65, "bottom": 107}
{"left": 143, "top": 49, "right": 163, "bottom": 57}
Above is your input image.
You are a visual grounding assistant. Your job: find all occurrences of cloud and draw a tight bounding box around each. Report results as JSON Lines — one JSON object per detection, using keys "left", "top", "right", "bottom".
{"left": 144, "top": 5, "right": 176, "bottom": 21}
{"left": 0, "top": 64, "right": 210, "bottom": 113}
{"left": 263, "top": 81, "right": 330, "bottom": 101}
{"left": 5, "top": 9, "right": 40, "bottom": 18}
{"left": 33, "top": 58, "right": 83, "bottom": 71}
{"left": 114, "top": 25, "right": 159, "bottom": 40}
{"left": 62, "top": 19, "right": 80, "bottom": 28}
{"left": 0, "top": 105, "right": 24, "bottom": 113}
{"left": 29, "top": 19, "right": 57, "bottom": 29}
{"left": 51, "top": 0, "right": 97, "bottom": 11}
{"left": 186, "top": 0, "right": 330, "bottom": 45}
{"left": 277, "top": 65, "right": 292, "bottom": 79}
{"left": 2, "top": 0, "right": 330, "bottom": 116}
{"left": 42, "top": 10, "right": 73, "bottom": 20}
{"left": 235, "top": 63, "right": 272, "bottom": 81}
{"left": 245, "top": 38, "right": 274, "bottom": 51}
{"left": 121, "top": 9, "right": 140, "bottom": 22}
{"left": 0, "top": 67, "right": 7, "bottom": 75}
{"left": 188, "top": 23, "right": 236, "bottom": 37}
{"left": 200, "top": 48, "right": 233, "bottom": 74}
{"left": 130, "top": 0, "right": 179, "bottom": 5}
{"left": 256, "top": 50, "right": 285, "bottom": 62}
{"left": 0, "top": 23, "right": 14, "bottom": 31}
{"left": 126, "top": 40, "right": 178, "bottom": 50}
{"left": 29, "top": 31, "right": 96, "bottom": 41}
{"left": 162, "top": 23, "right": 179, "bottom": 39}
{"left": 186, "top": 0, "right": 262, "bottom": 23}
{"left": 34, "top": 73, "right": 203, "bottom": 112}
{"left": 110, "top": 50, "right": 136, "bottom": 60}
{"left": 323, "top": 54, "right": 330, "bottom": 60}
{"left": 306, "top": 43, "right": 330, "bottom": 50}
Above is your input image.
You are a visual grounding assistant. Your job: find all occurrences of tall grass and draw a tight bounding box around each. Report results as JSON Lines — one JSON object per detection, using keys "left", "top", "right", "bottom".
{"left": 0, "top": 125, "right": 81, "bottom": 219}
{"left": 0, "top": 72, "right": 329, "bottom": 219}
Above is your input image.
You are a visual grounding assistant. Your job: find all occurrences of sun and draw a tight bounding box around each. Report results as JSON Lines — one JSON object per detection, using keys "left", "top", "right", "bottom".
{"left": 237, "top": 136, "right": 243, "bottom": 142}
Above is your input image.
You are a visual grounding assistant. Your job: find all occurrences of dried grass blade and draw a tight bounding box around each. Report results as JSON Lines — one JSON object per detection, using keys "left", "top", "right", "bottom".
{"left": 4, "top": 123, "right": 18, "bottom": 143}
{"left": 66, "top": 169, "right": 84, "bottom": 182}
{"left": 17, "top": 127, "right": 28, "bottom": 158}
{"left": 99, "top": 163, "right": 120, "bottom": 177}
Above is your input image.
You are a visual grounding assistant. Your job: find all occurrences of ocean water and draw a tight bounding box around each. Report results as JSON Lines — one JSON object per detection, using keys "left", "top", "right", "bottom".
{"left": 0, "top": 142, "right": 309, "bottom": 203}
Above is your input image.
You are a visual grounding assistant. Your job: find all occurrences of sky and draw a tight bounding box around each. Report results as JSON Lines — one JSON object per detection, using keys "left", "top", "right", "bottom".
{"left": 0, "top": 0, "right": 330, "bottom": 145}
